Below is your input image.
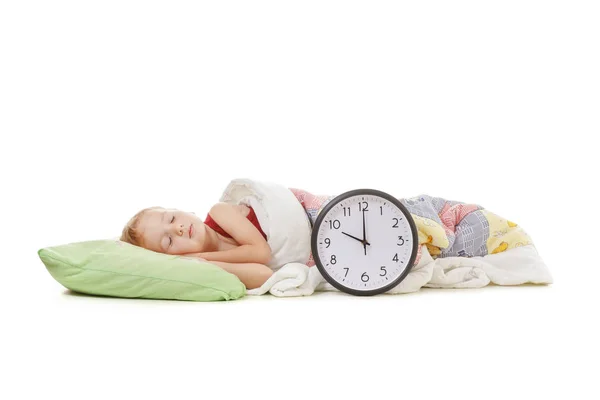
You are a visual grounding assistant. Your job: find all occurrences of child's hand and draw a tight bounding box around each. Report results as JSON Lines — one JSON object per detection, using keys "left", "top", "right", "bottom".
{"left": 182, "top": 252, "right": 207, "bottom": 261}
{"left": 179, "top": 255, "right": 208, "bottom": 262}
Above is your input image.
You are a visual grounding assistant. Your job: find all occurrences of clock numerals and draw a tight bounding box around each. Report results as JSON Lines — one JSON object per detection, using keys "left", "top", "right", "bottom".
{"left": 314, "top": 191, "right": 418, "bottom": 294}
{"left": 358, "top": 201, "right": 369, "bottom": 212}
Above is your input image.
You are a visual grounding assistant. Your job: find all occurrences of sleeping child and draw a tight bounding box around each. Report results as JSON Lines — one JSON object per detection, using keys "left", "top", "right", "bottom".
{"left": 120, "top": 178, "right": 551, "bottom": 294}
{"left": 120, "top": 203, "right": 273, "bottom": 289}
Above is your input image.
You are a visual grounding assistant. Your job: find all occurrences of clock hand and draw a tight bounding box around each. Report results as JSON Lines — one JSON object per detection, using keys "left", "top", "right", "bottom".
{"left": 362, "top": 209, "right": 367, "bottom": 255}
{"left": 342, "top": 231, "right": 362, "bottom": 243}
{"left": 342, "top": 231, "right": 371, "bottom": 246}
{"left": 362, "top": 209, "right": 366, "bottom": 242}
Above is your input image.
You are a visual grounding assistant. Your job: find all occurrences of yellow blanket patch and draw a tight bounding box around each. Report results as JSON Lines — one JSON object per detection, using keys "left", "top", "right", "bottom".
{"left": 480, "top": 210, "right": 533, "bottom": 254}
{"left": 411, "top": 214, "right": 449, "bottom": 249}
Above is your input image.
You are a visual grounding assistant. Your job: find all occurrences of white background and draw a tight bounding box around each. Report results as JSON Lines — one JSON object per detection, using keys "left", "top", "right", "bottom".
{"left": 1, "top": 1, "right": 599, "bottom": 399}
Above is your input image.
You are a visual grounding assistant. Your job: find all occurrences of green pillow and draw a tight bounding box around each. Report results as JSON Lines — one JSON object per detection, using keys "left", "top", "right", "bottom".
{"left": 38, "top": 239, "right": 246, "bottom": 301}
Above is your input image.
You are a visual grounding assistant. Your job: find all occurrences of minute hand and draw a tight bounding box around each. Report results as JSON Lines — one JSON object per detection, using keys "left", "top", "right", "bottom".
{"left": 362, "top": 210, "right": 366, "bottom": 242}
{"left": 362, "top": 210, "right": 367, "bottom": 255}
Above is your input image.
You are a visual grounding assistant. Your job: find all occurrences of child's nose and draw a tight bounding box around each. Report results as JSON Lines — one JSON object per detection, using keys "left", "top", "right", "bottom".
{"left": 172, "top": 224, "right": 185, "bottom": 236}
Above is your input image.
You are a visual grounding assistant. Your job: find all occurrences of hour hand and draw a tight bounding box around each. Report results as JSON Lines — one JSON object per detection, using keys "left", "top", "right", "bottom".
{"left": 342, "top": 231, "right": 370, "bottom": 246}
{"left": 342, "top": 231, "right": 363, "bottom": 243}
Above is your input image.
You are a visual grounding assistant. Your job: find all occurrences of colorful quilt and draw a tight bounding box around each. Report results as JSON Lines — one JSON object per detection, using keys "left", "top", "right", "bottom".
{"left": 218, "top": 179, "right": 552, "bottom": 297}
{"left": 290, "top": 189, "right": 534, "bottom": 268}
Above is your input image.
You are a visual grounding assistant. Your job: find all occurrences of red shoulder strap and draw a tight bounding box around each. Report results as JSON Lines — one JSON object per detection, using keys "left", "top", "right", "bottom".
{"left": 246, "top": 208, "right": 267, "bottom": 240}
{"left": 204, "top": 207, "right": 267, "bottom": 240}
{"left": 203, "top": 214, "right": 232, "bottom": 238}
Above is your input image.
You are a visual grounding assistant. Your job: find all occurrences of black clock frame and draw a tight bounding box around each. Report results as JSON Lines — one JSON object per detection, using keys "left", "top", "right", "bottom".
{"left": 311, "top": 188, "right": 419, "bottom": 296}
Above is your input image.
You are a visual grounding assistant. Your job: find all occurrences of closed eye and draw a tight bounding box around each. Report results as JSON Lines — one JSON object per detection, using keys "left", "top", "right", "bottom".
{"left": 170, "top": 215, "right": 175, "bottom": 223}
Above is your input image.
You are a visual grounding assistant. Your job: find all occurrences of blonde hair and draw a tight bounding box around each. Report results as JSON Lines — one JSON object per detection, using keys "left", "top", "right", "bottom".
{"left": 120, "top": 206, "right": 164, "bottom": 246}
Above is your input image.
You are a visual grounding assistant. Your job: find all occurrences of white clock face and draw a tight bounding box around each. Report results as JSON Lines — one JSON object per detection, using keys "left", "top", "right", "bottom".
{"left": 314, "top": 193, "right": 416, "bottom": 293}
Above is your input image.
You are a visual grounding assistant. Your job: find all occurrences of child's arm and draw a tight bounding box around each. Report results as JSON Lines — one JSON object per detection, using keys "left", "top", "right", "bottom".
{"left": 210, "top": 260, "right": 273, "bottom": 290}
{"left": 199, "top": 202, "right": 272, "bottom": 264}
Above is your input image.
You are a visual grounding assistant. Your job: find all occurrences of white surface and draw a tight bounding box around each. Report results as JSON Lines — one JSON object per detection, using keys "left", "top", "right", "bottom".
{"left": 2, "top": 1, "right": 599, "bottom": 399}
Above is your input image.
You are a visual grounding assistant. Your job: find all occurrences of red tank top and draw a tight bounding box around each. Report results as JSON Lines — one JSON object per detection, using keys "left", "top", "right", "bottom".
{"left": 204, "top": 206, "right": 267, "bottom": 240}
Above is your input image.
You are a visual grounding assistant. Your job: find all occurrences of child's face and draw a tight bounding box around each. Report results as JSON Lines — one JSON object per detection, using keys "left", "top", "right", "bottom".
{"left": 137, "top": 208, "right": 206, "bottom": 255}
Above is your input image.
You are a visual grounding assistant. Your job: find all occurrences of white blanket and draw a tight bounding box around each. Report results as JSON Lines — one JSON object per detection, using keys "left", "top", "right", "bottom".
{"left": 218, "top": 178, "right": 553, "bottom": 297}
{"left": 218, "top": 178, "right": 312, "bottom": 272}
{"left": 248, "top": 243, "right": 552, "bottom": 296}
